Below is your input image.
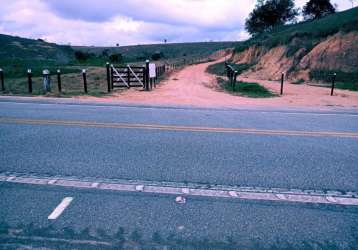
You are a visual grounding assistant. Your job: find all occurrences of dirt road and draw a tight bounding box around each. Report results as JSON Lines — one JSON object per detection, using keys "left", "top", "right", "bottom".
{"left": 81, "top": 59, "right": 358, "bottom": 108}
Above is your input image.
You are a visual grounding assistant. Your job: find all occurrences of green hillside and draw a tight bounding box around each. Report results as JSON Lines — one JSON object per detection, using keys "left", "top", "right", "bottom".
{"left": 0, "top": 34, "right": 77, "bottom": 78}
{"left": 235, "top": 7, "right": 358, "bottom": 54}
{"left": 0, "top": 33, "right": 237, "bottom": 79}
{"left": 75, "top": 41, "right": 239, "bottom": 62}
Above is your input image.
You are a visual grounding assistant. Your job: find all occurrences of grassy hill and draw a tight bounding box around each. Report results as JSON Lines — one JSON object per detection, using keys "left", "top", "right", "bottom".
{"left": 0, "top": 34, "right": 237, "bottom": 95}
{"left": 0, "top": 34, "right": 77, "bottom": 78}
{"left": 0, "top": 33, "right": 237, "bottom": 78}
{"left": 230, "top": 7, "right": 358, "bottom": 90}
{"left": 75, "top": 41, "right": 239, "bottom": 62}
{"left": 235, "top": 7, "right": 358, "bottom": 54}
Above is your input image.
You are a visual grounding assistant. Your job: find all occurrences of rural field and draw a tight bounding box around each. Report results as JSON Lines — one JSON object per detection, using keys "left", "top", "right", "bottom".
{"left": 1, "top": 1, "right": 358, "bottom": 250}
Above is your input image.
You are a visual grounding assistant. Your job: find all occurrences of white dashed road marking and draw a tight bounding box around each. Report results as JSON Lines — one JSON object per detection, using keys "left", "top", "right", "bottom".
{"left": 48, "top": 197, "right": 73, "bottom": 220}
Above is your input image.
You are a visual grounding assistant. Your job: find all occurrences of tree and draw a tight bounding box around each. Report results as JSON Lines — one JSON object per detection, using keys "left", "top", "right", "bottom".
{"left": 245, "top": 0, "right": 299, "bottom": 36}
{"left": 74, "top": 51, "right": 91, "bottom": 61}
{"left": 302, "top": 0, "right": 336, "bottom": 20}
{"left": 151, "top": 51, "right": 164, "bottom": 61}
{"left": 109, "top": 53, "right": 123, "bottom": 63}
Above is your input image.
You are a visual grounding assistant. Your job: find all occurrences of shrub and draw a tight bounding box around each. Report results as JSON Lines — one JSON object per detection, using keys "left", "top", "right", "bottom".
{"left": 74, "top": 51, "right": 91, "bottom": 61}
{"left": 109, "top": 53, "right": 123, "bottom": 63}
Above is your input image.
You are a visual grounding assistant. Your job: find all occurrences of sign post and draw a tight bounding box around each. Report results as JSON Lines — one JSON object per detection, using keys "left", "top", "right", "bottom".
{"left": 149, "top": 63, "right": 156, "bottom": 89}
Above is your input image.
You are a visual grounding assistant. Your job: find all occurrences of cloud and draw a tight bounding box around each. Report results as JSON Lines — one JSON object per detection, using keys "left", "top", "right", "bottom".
{"left": 0, "top": 0, "right": 354, "bottom": 46}
{"left": 45, "top": 0, "right": 255, "bottom": 30}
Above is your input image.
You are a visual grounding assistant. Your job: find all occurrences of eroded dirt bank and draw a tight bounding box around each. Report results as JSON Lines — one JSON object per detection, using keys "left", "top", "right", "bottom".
{"left": 232, "top": 31, "right": 358, "bottom": 82}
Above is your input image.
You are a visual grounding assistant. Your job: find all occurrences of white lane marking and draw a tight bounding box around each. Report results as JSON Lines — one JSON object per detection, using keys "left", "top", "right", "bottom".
{"left": 181, "top": 188, "right": 190, "bottom": 194}
{"left": 326, "top": 196, "right": 338, "bottom": 203}
{"left": 135, "top": 185, "right": 144, "bottom": 191}
{"left": 48, "top": 197, "right": 73, "bottom": 220}
{"left": 276, "top": 194, "right": 288, "bottom": 200}
{"left": 48, "top": 179, "right": 58, "bottom": 185}
{"left": 228, "top": 191, "right": 239, "bottom": 197}
{"left": 91, "top": 182, "right": 100, "bottom": 188}
{"left": 2, "top": 173, "right": 358, "bottom": 206}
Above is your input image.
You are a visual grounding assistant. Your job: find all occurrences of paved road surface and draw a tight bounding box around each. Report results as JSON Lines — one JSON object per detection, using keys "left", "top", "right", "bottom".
{"left": 0, "top": 98, "right": 357, "bottom": 248}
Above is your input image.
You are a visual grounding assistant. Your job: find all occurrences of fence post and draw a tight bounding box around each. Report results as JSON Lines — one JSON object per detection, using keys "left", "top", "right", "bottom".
{"left": 42, "top": 69, "right": 51, "bottom": 93}
{"left": 27, "top": 69, "right": 32, "bottom": 93}
{"left": 331, "top": 73, "right": 336, "bottom": 96}
{"left": 57, "top": 69, "right": 62, "bottom": 93}
{"left": 0, "top": 69, "right": 4, "bottom": 92}
{"left": 230, "top": 70, "right": 234, "bottom": 89}
{"left": 233, "top": 71, "right": 238, "bottom": 91}
{"left": 127, "top": 65, "right": 131, "bottom": 88}
{"left": 106, "top": 63, "right": 111, "bottom": 92}
{"left": 145, "top": 60, "right": 150, "bottom": 91}
{"left": 82, "top": 69, "right": 88, "bottom": 93}
{"left": 110, "top": 64, "right": 114, "bottom": 89}
{"left": 280, "top": 72, "right": 284, "bottom": 95}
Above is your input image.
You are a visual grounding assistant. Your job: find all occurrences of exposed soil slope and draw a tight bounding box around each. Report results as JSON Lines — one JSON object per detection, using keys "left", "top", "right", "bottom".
{"left": 231, "top": 7, "right": 358, "bottom": 82}
{"left": 233, "top": 31, "right": 358, "bottom": 81}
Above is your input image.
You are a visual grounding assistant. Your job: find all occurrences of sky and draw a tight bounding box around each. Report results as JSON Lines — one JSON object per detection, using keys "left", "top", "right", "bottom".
{"left": 0, "top": 0, "right": 354, "bottom": 46}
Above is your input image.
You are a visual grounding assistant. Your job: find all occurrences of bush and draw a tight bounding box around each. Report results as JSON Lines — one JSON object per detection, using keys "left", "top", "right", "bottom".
{"left": 151, "top": 51, "right": 164, "bottom": 61}
{"left": 74, "top": 51, "right": 91, "bottom": 61}
{"left": 206, "top": 62, "right": 252, "bottom": 76}
{"left": 217, "top": 78, "right": 276, "bottom": 98}
{"left": 109, "top": 53, "right": 123, "bottom": 63}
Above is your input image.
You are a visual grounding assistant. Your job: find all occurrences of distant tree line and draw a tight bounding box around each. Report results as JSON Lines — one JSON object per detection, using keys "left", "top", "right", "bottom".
{"left": 246, "top": 0, "right": 337, "bottom": 36}
{"left": 74, "top": 49, "right": 165, "bottom": 63}
{"left": 73, "top": 47, "right": 124, "bottom": 63}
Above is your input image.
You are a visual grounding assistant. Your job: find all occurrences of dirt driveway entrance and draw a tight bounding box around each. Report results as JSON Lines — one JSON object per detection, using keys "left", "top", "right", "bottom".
{"left": 80, "top": 59, "right": 358, "bottom": 108}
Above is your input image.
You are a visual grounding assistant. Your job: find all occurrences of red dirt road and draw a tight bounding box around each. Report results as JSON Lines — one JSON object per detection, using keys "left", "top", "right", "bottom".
{"left": 80, "top": 59, "right": 358, "bottom": 108}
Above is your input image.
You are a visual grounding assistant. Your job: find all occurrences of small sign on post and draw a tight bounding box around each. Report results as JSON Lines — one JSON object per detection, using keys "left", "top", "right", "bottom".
{"left": 149, "top": 63, "right": 156, "bottom": 78}
{"left": 42, "top": 69, "right": 51, "bottom": 93}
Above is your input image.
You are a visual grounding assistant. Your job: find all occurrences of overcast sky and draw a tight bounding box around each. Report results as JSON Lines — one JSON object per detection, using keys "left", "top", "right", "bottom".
{"left": 0, "top": 0, "right": 353, "bottom": 46}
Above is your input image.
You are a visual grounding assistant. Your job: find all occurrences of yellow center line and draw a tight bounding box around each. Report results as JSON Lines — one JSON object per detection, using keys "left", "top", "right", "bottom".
{"left": 0, "top": 117, "right": 357, "bottom": 138}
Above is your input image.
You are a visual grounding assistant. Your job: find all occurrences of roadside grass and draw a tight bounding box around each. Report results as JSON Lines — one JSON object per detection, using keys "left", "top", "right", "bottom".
{"left": 1, "top": 67, "right": 110, "bottom": 97}
{"left": 217, "top": 77, "right": 276, "bottom": 98}
{"left": 0, "top": 59, "right": 81, "bottom": 79}
{"left": 309, "top": 70, "right": 358, "bottom": 91}
{"left": 206, "top": 62, "right": 252, "bottom": 76}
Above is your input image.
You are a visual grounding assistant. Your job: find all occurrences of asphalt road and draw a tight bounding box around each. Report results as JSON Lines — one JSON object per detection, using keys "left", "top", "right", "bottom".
{"left": 0, "top": 98, "right": 358, "bottom": 248}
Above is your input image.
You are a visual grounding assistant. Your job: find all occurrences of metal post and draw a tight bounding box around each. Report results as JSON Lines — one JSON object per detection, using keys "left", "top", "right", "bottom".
{"left": 233, "top": 71, "right": 238, "bottom": 91}
{"left": 331, "top": 73, "right": 336, "bottom": 96}
{"left": 230, "top": 70, "right": 234, "bottom": 89}
{"left": 106, "top": 63, "right": 111, "bottom": 92}
{"left": 82, "top": 69, "right": 87, "bottom": 93}
{"left": 145, "top": 60, "right": 150, "bottom": 91}
{"left": 280, "top": 72, "right": 284, "bottom": 95}
{"left": 57, "top": 70, "right": 62, "bottom": 93}
{"left": 0, "top": 69, "right": 4, "bottom": 92}
{"left": 27, "top": 69, "right": 32, "bottom": 93}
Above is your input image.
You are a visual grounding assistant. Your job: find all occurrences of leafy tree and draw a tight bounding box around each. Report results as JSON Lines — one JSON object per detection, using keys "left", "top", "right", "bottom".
{"left": 302, "top": 0, "right": 336, "bottom": 20}
{"left": 109, "top": 53, "right": 123, "bottom": 63}
{"left": 151, "top": 51, "right": 164, "bottom": 61}
{"left": 74, "top": 51, "right": 91, "bottom": 61}
{"left": 245, "top": 0, "right": 299, "bottom": 36}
